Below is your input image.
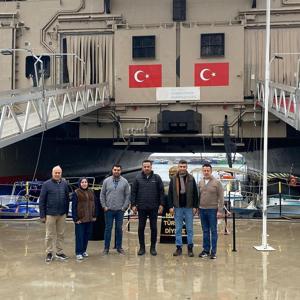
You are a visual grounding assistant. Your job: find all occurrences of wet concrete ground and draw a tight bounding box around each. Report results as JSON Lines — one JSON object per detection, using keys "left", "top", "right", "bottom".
{"left": 0, "top": 218, "right": 299, "bottom": 300}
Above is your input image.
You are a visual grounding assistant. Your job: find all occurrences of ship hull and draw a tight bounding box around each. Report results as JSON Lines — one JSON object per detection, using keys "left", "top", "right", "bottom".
{"left": 0, "top": 137, "right": 149, "bottom": 183}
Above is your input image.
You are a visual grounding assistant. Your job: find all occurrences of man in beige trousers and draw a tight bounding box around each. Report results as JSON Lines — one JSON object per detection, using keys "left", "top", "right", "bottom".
{"left": 39, "top": 166, "right": 70, "bottom": 262}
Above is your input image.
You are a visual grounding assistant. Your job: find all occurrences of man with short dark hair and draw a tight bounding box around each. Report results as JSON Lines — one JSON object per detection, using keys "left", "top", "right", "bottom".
{"left": 198, "top": 163, "right": 224, "bottom": 259}
{"left": 39, "top": 165, "right": 70, "bottom": 263}
{"left": 131, "top": 159, "right": 165, "bottom": 256}
{"left": 100, "top": 164, "right": 130, "bottom": 255}
{"left": 168, "top": 160, "right": 199, "bottom": 257}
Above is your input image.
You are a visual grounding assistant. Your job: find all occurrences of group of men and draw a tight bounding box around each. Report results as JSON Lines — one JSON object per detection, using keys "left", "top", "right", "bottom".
{"left": 39, "top": 159, "right": 224, "bottom": 262}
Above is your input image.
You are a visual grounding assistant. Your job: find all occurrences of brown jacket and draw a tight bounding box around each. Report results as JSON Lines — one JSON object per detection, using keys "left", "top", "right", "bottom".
{"left": 199, "top": 176, "right": 224, "bottom": 212}
{"left": 168, "top": 173, "right": 199, "bottom": 208}
{"left": 73, "top": 188, "right": 96, "bottom": 223}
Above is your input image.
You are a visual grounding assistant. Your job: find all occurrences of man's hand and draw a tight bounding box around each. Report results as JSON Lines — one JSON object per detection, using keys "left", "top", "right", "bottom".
{"left": 217, "top": 211, "right": 223, "bottom": 219}
{"left": 40, "top": 217, "right": 46, "bottom": 223}
{"left": 103, "top": 207, "right": 108, "bottom": 212}
{"left": 76, "top": 220, "right": 82, "bottom": 224}
{"left": 158, "top": 205, "right": 163, "bottom": 215}
{"left": 193, "top": 208, "right": 198, "bottom": 215}
{"left": 131, "top": 206, "right": 137, "bottom": 214}
{"left": 92, "top": 218, "right": 96, "bottom": 222}
{"left": 169, "top": 208, "right": 174, "bottom": 215}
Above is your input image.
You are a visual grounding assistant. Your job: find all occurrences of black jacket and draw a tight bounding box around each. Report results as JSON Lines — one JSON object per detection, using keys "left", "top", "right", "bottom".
{"left": 131, "top": 171, "right": 165, "bottom": 210}
{"left": 39, "top": 178, "right": 70, "bottom": 218}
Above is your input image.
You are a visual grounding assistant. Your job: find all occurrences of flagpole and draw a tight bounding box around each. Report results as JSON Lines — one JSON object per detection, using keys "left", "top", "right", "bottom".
{"left": 254, "top": 0, "right": 275, "bottom": 251}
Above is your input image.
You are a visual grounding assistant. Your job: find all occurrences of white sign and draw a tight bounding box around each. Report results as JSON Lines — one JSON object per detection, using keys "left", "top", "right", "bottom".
{"left": 156, "top": 87, "right": 200, "bottom": 101}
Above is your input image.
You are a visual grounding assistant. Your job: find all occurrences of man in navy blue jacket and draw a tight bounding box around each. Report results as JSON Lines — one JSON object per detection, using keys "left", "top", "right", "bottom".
{"left": 39, "top": 165, "right": 70, "bottom": 263}
{"left": 131, "top": 160, "right": 165, "bottom": 256}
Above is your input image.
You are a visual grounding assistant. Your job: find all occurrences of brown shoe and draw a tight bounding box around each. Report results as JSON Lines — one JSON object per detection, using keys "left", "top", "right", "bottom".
{"left": 117, "top": 248, "right": 125, "bottom": 255}
{"left": 173, "top": 246, "right": 182, "bottom": 256}
{"left": 187, "top": 244, "right": 194, "bottom": 257}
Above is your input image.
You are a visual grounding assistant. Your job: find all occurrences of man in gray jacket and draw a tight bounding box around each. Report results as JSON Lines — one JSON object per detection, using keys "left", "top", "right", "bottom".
{"left": 100, "top": 164, "right": 130, "bottom": 255}
{"left": 39, "top": 165, "right": 70, "bottom": 263}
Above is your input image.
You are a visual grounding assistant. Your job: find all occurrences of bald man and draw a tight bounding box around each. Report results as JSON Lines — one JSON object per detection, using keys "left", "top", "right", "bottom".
{"left": 39, "top": 166, "right": 70, "bottom": 262}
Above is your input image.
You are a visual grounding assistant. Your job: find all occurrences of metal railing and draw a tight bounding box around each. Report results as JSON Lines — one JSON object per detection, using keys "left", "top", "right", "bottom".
{"left": 256, "top": 80, "right": 300, "bottom": 130}
{"left": 0, "top": 82, "right": 110, "bottom": 148}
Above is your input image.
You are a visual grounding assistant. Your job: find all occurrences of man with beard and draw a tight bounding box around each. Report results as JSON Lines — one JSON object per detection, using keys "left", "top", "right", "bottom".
{"left": 100, "top": 164, "right": 130, "bottom": 255}
{"left": 168, "top": 160, "right": 199, "bottom": 257}
{"left": 131, "top": 160, "right": 164, "bottom": 256}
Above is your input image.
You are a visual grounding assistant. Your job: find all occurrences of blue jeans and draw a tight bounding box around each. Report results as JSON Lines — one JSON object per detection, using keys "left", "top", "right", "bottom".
{"left": 199, "top": 208, "right": 218, "bottom": 255}
{"left": 75, "top": 222, "right": 93, "bottom": 255}
{"left": 104, "top": 210, "right": 124, "bottom": 250}
{"left": 174, "top": 208, "right": 194, "bottom": 246}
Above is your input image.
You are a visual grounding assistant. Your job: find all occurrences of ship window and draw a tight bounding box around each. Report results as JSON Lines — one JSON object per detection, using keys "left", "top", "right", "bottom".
{"left": 132, "top": 35, "right": 155, "bottom": 59}
{"left": 200, "top": 33, "right": 225, "bottom": 57}
{"left": 25, "top": 56, "right": 50, "bottom": 85}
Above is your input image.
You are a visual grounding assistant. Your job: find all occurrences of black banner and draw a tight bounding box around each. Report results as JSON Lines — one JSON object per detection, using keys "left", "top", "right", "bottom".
{"left": 160, "top": 213, "right": 187, "bottom": 244}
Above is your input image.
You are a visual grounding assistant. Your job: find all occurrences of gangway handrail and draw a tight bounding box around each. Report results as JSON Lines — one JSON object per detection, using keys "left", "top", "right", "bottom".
{"left": 256, "top": 80, "right": 300, "bottom": 130}
{"left": 0, "top": 82, "right": 110, "bottom": 149}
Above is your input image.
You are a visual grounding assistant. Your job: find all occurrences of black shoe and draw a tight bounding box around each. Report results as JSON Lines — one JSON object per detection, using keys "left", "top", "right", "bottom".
{"left": 173, "top": 246, "right": 182, "bottom": 256}
{"left": 102, "top": 249, "right": 109, "bottom": 255}
{"left": 210, "top": 253, "right": 217, "bottom": 259}
{"left": 138, "top": 247, "right": 145, "bottom": 256}
{"left": 187, "top": 244, "right": 194, "bottom": 257}
{"left": 117, "top": 248, "right": 125, "bottom": 255}
{"left": 150, "top": 246, "right": 157, "bottom": 256}
{"left": 55, "top": 253, "right": 69, "bottom": 260}
{"left": 45, "top": 253, "right": 53, "bottom": 263}
{"left": 199, "top": 250, "right": 209, "bottom": 258}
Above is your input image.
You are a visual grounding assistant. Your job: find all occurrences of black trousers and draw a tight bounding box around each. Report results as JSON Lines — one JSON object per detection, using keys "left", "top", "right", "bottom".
{"left": 138, "top": 208, "right": 158, "bottom": 247}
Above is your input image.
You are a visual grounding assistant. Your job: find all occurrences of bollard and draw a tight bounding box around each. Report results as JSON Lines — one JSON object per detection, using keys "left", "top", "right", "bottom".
{"left": 128, "top": 212, "right": 130, "bottom": 232}
{"left": 232, "top": 212, "right": 237, "bottom": 252}
{"left": 279, "top": 182, "right": 282, "bottom": 217}
{"left": 25, "top": 181, "right": 29, "bottom": 217}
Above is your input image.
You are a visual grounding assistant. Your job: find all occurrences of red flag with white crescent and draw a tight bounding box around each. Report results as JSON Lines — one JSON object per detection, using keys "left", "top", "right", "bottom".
{"left": 129, "top": 64, "right": 162, "bottom": 88}
{"left": 194, "top": 63, "right": 229, "bottom": 86}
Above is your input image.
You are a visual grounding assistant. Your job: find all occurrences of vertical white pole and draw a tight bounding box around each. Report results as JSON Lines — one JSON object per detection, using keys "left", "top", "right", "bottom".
{"left": 254, "top": 0, "right": 275, "bottom": 251}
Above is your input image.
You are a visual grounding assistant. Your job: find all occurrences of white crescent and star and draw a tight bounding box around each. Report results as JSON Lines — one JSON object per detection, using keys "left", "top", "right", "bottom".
{"left": 134, "top": 70, "right": 150, "bottom": 82}
{"left": 199, "top": 68, "right": 216, "bottom": 81}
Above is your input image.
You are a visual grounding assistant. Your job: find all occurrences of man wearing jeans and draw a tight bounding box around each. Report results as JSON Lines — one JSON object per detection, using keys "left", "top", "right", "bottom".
{"left": 168, "top": 160, "right": 199, "bottom": 257}
{"left": 100, "top": 164, "right": 130, "bottom": 255}
{"left": 39, "top": 165, "right": 70, "bottom": 263}
{"left": 198, "top": 163, "right": 224, "bottom": 259}
{"left": 131, "top": 160, "right": 164, "bottom": 256}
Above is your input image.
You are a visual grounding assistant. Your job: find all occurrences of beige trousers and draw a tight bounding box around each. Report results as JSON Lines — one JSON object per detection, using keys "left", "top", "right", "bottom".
{"left": 45, "top": 214, "right": 66, "bottom": 254}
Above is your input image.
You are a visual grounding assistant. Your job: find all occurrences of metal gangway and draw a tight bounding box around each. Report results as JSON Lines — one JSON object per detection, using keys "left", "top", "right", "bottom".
{"left": 0, "top": 83, "right": 110, "bottom": 148}
{"left": 256, "top": 80, "right": 300, "bottom": 130}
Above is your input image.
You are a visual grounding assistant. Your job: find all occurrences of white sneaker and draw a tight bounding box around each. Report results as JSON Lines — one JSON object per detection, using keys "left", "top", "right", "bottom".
{"left": 82, "top": 252, "right": 89, "bottom": 257}
{"left": 76, "top": 254, "right": 83, "bottom": 260}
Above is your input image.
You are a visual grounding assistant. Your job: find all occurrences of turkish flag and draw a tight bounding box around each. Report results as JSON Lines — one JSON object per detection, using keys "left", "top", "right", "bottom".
{"left": 129, "top": 64, "right": 162, "bottom": 88}
{"left": 194, "top": 63, "right": 229, "bottom": 86}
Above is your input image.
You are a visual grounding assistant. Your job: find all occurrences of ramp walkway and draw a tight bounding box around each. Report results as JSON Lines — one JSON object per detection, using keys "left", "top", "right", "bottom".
{"left": 0, "top": 83, "right": 110, "bottom": 148}
{"left": 257, "top": 81, "right": 300, "bottom": 130}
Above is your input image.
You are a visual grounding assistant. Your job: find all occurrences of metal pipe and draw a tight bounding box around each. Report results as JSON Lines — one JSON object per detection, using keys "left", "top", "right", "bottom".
{"left": 254, "top": 0, "right": 275, "bottom": 251}
{"left": 232, "top": 212, "right": 237, "bottom": 252}
{"left": 279, "top": 181, "right": 282, "bottom": 217}
{"left": 40, "top": 0, "right": 86, "bottom": 52}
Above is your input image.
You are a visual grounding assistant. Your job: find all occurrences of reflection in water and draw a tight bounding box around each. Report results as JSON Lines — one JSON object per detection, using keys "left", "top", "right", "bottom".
{"left": 262, "top": 252, "right": 268, "bottom": 300}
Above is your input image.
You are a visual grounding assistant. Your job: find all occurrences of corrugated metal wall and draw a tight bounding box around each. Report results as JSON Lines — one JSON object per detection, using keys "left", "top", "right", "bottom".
{"left": 245, "top": 27, "right": 300, "bottom": 96}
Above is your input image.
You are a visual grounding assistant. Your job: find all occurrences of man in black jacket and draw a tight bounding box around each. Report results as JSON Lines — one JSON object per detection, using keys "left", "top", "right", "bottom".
{"left": 39, "top": 165, "right": 70, "bottom": 263}
{"left": 131, "top": 160, "right": 164, "bottom": 256}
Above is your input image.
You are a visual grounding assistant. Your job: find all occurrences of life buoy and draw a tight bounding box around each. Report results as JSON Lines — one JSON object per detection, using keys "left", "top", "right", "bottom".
{"left": 289, "top": 176, "right": 297, "bottom": 186}
{"left": 222, "top": 174, "right": 233, "bottom": 179}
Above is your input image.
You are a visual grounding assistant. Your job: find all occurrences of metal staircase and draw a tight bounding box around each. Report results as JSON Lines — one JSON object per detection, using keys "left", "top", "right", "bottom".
{"left": 256, "top": 80, "right": 300, "bottom": 130}
{"left": 0, "top": 83, "right": 110, "bottom": 148}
